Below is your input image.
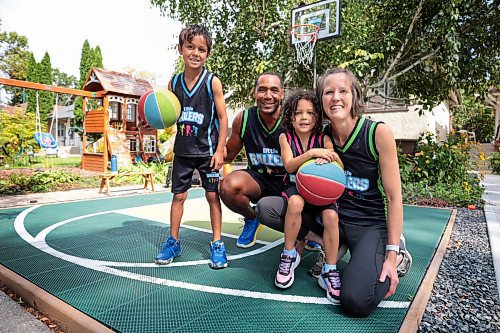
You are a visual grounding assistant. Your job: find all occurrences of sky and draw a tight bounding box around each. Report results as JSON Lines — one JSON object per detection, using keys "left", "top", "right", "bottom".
{"left": 0, "top": 0, "right": 182, "bottom": 87}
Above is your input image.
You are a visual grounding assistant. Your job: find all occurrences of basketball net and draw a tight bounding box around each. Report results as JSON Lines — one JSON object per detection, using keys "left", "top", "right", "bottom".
{"left": 291, "top": 24, "right": 320, "bottom": 66}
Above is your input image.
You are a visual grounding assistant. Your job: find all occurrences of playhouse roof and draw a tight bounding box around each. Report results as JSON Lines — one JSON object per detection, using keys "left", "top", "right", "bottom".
{"left": 83, "top": 67, "right": 153, "bottom": 97}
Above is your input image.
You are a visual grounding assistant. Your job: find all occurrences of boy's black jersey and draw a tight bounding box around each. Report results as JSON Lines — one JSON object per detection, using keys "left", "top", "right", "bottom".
{"left": 241, "top": 106, "right": 286, "bottom": 179}
{"left": 324, "top": 116, "right": 387, "bottom": 224}
{"left": 172, "top": 67, "right": 219, "bottom": 157}
{"left": 283, "top": 130, "right": 325, "bottom": 187}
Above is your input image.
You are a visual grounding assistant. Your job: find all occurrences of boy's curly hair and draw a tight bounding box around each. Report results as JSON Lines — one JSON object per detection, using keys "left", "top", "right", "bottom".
{"left": 179, "top": 24, "right": 213, "bottom": 54}
{"left": 281, "top": 89, "right": 322, "bottom": 134}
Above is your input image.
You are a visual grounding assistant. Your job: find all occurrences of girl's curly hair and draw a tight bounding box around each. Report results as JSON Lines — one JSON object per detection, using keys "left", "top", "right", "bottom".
{"left": 281, "top": 89, "right": 322, "bottom": 134}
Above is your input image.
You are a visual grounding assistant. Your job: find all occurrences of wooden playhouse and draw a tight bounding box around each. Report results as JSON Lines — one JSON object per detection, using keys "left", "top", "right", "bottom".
{"left": 81, "top": 67, "right": 157, "bottom": 172}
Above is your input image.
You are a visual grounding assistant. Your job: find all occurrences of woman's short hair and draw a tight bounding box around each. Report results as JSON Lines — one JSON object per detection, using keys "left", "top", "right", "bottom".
{"left": 317, "top": 67, "right": 366, "bottom": 118}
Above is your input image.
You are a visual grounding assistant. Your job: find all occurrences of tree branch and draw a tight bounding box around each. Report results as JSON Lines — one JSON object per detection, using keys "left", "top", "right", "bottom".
{"left": 380, "top": 0, "right": 425, "bottom": 83}
{"left": 370, "top": 47, "right": 440, "bottom": 88}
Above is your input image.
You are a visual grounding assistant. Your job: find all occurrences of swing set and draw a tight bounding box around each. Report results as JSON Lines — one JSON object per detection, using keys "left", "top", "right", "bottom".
{"left": 0, "top": 92, "right": 31, "bottom": 165}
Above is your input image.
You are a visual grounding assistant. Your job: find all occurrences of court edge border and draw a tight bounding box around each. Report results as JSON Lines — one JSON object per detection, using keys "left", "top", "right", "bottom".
{"left": 398, "top": 208, "right": 457, "bottom": 333}
{"left": 0, "top": 264, "right": 113, "bottom": 333}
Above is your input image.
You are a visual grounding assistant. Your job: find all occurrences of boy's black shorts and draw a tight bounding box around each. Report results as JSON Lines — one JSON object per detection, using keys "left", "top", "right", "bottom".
{"left": 171, "top": 155, "right": 220, "bottom": 193}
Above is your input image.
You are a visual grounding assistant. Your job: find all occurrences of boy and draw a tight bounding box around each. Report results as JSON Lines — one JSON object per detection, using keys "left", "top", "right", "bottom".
{"left": 155, "top": 24, "right": 229, "bottom": 269}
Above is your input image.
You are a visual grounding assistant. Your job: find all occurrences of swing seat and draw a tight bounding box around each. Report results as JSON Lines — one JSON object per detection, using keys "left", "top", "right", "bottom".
{"left": 34, "top": 132, "right": 58, "bottom": 149}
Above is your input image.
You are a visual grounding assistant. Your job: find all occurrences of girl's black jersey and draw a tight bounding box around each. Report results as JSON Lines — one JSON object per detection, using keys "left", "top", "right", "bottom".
{"left": 172, "top": 68, "right": 219, "bottom": 157}
{"left": 283, "top": 130, "right": 325, "bottom": 187}
{"left": 324, "top": 116, "right": 387, "bottom": 225}
{"left": 241, "top": 106, "right": 286, "bottom": 179}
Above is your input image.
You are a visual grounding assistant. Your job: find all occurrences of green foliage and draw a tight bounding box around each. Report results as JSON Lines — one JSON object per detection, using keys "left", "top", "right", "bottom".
{"left": 489, "top": 153, "right": 500, "bottom": 175}
{"left": 52, "top": 68, "right": 78, "bottom": 106}
{"left": 0, "top": 170, "right": 81, "bottom": 195}
{"left": 399, "top": 132, "right": 484, "bottom": 207}
{"left": 0, "top": 26, "right": 31, "bottom": 104}
{"left": 25, "top": 52, "right": 54, "bottom": 122}
{"left": 0, "top": 108, "right": 37, "bottom": 157}
{"left": 452, "top": 94, "right": 494, "bottom": 143}
{"left": 151, "top": 0, "right": 499, "bottom": 109}
{"left": 120, "top": 161, "right": 171, "bottom": 185}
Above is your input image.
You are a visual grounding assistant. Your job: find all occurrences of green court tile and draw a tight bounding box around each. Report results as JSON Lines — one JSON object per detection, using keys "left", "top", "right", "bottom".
{"left": 3, "top": 252, "right": 75, "bottom": 277}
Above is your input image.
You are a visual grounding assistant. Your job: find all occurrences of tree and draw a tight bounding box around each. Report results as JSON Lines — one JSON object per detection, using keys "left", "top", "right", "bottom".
{"left": 38, "top": 52, "right": 54, "bottom": 122}
{"left": 0, "top": 22, "right": 31, "bottom": 105}
{"left": 52, "top": 68, "right": 78, "bottom": 106}
{"left": 74, "top": 40, "right": 105, "bottom": 126}
{"left": 151, "top": 0, "right": 499, "bottom": 109}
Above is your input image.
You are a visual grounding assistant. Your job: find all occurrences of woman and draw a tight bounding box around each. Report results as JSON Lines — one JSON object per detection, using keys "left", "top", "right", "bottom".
{"left": 256, "top": 67, "right": 409, "bottom": 317}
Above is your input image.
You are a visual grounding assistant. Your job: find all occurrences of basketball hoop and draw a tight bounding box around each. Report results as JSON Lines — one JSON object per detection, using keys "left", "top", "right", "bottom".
{"left": 291, "top": 24, "right": 320, "bottom": 66}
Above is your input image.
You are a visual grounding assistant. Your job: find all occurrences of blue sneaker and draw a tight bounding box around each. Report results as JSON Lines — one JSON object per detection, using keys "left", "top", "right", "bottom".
{"left": 305, "top": 240, "right": 322, "bottom": 251}
{"left": 155, "top": 236, "right": 182, "bottom": 265}
{"left": 236, "top": 217, "right": 263, "bottom": 248}
{"left": 209, "top": 240, "right": 228, "bottom": 269}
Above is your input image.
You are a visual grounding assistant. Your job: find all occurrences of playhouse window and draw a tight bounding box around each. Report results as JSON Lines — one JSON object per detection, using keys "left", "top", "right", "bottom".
{"left": 126, "top": 104, "right": 136, "bottom": 122}
{"left": 57, "top": 123, "right": 65, "bottom": 137}
{"left": 110, "top": 102, "right": 121, "bottom": 120}
{"left": 143, "top": 135, "right": 156, "bottom": 153}
{"left": 130, "top": 139, "right": 137, "bottom": 152}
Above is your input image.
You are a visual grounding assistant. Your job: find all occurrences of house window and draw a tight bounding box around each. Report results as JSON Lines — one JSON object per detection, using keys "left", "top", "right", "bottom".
{"left": 57, "top": 123, "right": 64, "bottom": 137}
{"left": 143, "top": 135, "right": 156, "bottom": 153}
{"left": 110, "top": 102, "right": 121, "bottom": 120}
{"left": 130, "top": 139, "right": 137, "bottom": 152}
{"left": 126, "top": 104, "right": 136, "bottom": 122}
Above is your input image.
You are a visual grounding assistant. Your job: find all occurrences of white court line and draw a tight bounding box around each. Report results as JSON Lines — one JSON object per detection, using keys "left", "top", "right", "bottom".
{"left": 13, "top": 205, "right": 410, "bottom": 308}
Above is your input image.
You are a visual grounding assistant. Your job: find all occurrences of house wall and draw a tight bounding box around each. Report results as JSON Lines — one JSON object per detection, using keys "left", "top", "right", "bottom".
{"left": 366, "top": 101, "right": 451, "bottom": 142}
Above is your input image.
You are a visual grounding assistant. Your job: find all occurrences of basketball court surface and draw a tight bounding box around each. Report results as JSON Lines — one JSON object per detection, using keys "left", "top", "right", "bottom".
{"left": 0, "top": 188, "right": 452, "bottom": 332}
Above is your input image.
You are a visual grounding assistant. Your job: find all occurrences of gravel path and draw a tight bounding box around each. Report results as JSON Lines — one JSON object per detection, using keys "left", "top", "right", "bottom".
{"left": 418, "top": 208, "right": 500, "bottom": 332}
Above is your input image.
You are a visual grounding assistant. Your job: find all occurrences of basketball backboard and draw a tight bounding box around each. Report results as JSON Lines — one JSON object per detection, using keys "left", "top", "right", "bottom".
{"left": 290, "top": 0, "right": 341, "bottom": 45}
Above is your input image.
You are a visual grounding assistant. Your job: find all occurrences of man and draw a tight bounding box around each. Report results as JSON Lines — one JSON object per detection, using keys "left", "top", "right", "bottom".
{"left": 221, "top": 72, "right": 286, "bottom": 248}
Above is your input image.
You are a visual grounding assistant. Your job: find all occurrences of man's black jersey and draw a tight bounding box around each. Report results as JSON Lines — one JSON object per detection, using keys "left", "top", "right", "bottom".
{"left": 172, "top": 68, "right": 219, "bottom": 157}
{"left": 241, "top": 106, "right": 286, "bottom": 180}
{"left": 283, "top": 130, "right": 325, "bottom": 187}
{"left": 324, "top": 116, "right": 387, "bottom": 224}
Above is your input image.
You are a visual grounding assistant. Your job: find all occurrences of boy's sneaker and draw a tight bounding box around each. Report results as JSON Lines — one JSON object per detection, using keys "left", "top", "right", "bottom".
{"left": 275, "top": 252, "right": 301, "bottom": 289}
{"left": 397, "top": 235, "right": 413, "bottom": 277}
{"left": 209, "top": 240, "right": 228, "bottom": 269}
{"left": 318, "top": 269, "right": 341, "bottom": 304}
{"left": 155, "top": 236, "right": 182, "bottom": 265}
{"left": 236, "top": 217, "right": 262, "bottom": 248}
{"left": 305, "top": 240, "right": 322, "bottom": 251}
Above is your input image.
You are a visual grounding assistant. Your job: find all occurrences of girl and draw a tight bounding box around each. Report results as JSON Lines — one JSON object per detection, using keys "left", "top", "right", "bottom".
{"left": 274, "top": 89, "right": 343, "bottom": 305}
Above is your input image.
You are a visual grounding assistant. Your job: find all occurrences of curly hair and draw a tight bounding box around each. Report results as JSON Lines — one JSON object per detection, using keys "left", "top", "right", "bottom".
{"left": 281, "top": 89, "right": 322, "bottom": 134}
{"left": 317, "top": 67, "right": 366, "bottom": 118}
{"left": 179, "top": 24, "right": 213, "bottom": 54}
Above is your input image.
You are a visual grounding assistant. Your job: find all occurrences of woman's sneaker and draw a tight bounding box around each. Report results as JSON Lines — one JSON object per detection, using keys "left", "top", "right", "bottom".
{"left": 275, "top": 252, "right": 301, "bottom": 289}
{"left": 318, "top": 269, "right": 341, "bottom": 304}
{"left": 397, "top": 235, "right": 413, "bottom": 277}
{"left": 155, "top": 236, "right": 182, "bottom": 265}
{"left": 209, "top": 240, "right": 228, "bottom": 269}
{"left": 309, "top": 250, "right": 325, "bottom": 278}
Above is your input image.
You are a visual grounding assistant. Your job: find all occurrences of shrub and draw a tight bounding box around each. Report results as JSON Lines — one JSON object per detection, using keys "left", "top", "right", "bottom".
{"left": 0, "top": 170, "right": 81, "bottom": 195}
{"left": 489, "top": 152, "right": 500, "bottom": 174}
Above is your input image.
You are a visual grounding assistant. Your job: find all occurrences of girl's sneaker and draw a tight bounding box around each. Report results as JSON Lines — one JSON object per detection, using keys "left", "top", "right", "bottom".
{"left": 275, "top": 252, "right": 301, "bottom": 289}
{"left": 318, "top": 269, "right": 341, "bottom": 304}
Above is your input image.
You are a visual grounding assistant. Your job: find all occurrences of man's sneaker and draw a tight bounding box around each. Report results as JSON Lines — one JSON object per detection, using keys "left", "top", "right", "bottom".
{"left": 155, "top": 236, "right": 182, "bottom": 265}
{"left": 309, "top": 244, "right": 348, "bottom": 278}
{"left": 397, "top": 235, "right": 412, "bottom": 277}
{"left": 209, "top": 240, "right": 228, "bottom": 269}
{"left": 275, "top": 252, "right": 301, "bottom": 289}
{"left": 236, "top": 217, "right": 262, "bottom": 248}
{"left": 305, "top": 240, "right": 322, "bottom": 251}
{"left": 309, "top": 249, "right": 325, "bottom": 278}
{"left": 318, "top": 269, "right": 341, "bottom": 304}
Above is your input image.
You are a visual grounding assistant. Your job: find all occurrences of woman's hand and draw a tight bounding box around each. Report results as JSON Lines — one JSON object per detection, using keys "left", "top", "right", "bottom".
{"left": 379, "top": 256, "right": 399, "bottom": 299}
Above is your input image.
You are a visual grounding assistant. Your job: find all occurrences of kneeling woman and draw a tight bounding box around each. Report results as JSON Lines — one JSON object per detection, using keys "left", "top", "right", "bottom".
{"left": 256, "top": 67, "right": 406, "bottom": 317}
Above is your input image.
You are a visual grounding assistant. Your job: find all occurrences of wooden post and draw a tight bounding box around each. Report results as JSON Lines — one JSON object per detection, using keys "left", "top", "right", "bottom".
{"left": 81, "top": 97, "right": 87, "bottom": 160}
{"left": 103, "top": 96, "right": 109, "bottom": 172}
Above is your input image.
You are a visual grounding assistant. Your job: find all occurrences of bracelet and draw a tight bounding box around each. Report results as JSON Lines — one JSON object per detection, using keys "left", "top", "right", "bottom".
{"left": 386, "top": 244, "right": 400, "bottom": 253}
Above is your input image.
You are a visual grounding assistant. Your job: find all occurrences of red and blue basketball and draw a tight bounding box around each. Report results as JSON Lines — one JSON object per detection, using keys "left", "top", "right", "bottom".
{"left": 138, "top": 90, "right": 181, "bottom": 129}
{"left": 296, "top": 160, "right": 346, "bottom": 206}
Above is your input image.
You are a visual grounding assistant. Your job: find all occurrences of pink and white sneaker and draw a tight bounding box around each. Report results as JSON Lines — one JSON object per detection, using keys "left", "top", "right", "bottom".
{"left": 318, "top": 269, "right": 341, "bottom": 304}
{"left": 274, "top": 252, "right": 301, "bottom": 289}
